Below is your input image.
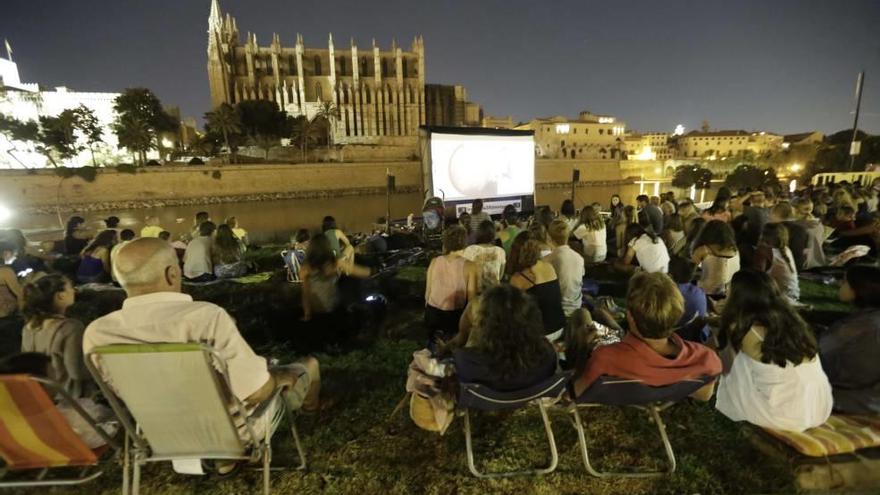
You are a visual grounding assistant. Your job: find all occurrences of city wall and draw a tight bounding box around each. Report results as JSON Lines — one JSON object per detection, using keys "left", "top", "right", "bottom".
{"left": 0, "top": 159, "right": 637, "bottom": 212}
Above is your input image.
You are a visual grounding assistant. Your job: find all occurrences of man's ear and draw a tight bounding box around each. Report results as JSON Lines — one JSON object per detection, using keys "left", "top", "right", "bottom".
{"left": 164, "top": 264, "right": 180, "bottom": 287}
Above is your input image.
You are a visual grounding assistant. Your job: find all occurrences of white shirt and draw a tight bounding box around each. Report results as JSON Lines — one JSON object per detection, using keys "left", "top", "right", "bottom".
{"left": 462, "top": 244, "right": 506, "bottom": 292}
{"left": 573, "top": 225, "right": 607, "bottom": 262}
{"left": 629, "top": 234, "right": 670, "bottom": 273}
{"left": 698, "top": 251, "right": 740, "bottom": 296}
{"left": 545, "top": 245, "right": 585, "bottom": 316}
{"left": 183, "top": 236, "right": 213, "bottom": 279}
{"left": 769, "top": 247, "right": 800, "bottom": 303}
{"left": 83, "top": 292, "right": 270, "bottom": 402}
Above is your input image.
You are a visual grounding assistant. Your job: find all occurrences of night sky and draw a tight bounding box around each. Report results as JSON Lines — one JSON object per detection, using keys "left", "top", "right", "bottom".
{"left": 2, "top": 0, "right": 878, "bottom": 134}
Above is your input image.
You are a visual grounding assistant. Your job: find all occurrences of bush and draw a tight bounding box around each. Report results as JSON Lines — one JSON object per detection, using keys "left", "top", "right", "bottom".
{"left": 211, "top": 170, "right": 222, "bottom": 180}
{"left": 188, "top": 157, "right": 205, "bottom": 165}
{"left": 145, "top": 159, "right": 161, "bottom": 167}
{"left": 115, "top": 163, "right": 138, "bottom": 174}
{"left": 53, "top": 166, "right": 98, "bottom": 182}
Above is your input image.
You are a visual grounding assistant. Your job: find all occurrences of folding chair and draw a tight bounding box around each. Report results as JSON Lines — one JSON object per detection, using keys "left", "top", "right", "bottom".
{"left": 457, "top": 372, "right": 571, "bottom": 478}
{"left": 85, "top": 343, "right": 305, "bottom": 495}
{"left": 0, "top": 374, "right": 119, "bottom": 489}
{"left": 568, "top": 374, "right": 715, "bottom": 478}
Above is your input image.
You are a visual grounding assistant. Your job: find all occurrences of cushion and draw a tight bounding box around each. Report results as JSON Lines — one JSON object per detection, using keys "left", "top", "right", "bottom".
{"left": 763, "top": 415, "right": 880, "bottom": 457}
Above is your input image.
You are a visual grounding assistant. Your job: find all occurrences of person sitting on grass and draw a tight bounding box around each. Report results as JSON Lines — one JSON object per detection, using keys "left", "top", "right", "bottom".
{"left": 616, "top": 223, "right": 669, "bottom": 274}
{"left": 569, "top": 271, "right": 721, "bottom": 399}
{"left": 453, "top": 284, "right": 557, "bottom": 392}
{"left": 462, "top": 220, "right": 506, "bottom": 292}
{"left": 76, "top": 230, "right": 117, "bottom": 284}
{"left": 819, "top": 266, "right": 880, "bottom": 415}
{"left": 497, "top": 204, "right": 521, "bottom": 258}
{"left": 140, "top": 216, "right": 164, "bottom": 238}
{"left": 754, "top": 223, "right": 799, "bottom": 304}
{"left": 668, "top": 256, "right": 710, "bottom": 344}
{"left": 183, "top": 221, "right": 216, "bottom": 282}
{"left": 715, "top": 270, "right": 832, "bottom": 432}
{"left": 544, "top": 219, "right": 584, "bottom": 318}
{"left": 572, "top": 204, "right": 607, "bottom": 263}
{"left": 322, "top": 216, "right": 354, "bottom": 263}
{"left": 212, "top": 224, "right": 247, "bottom": 279}
{"left": 508, "top": 232, "right": 566, "bottom": 340}
{"left": 83, "top": 238, "right": 325, "bottom": 472}
{"left": 226, "top": 216, "right": 248, "bottom": 246}
{"left": 300, "top": 234, "right": 371, "bottom": 324}
{"left": 424, "top": 226, "right": 478, "bottom": 347}
{"left": 691, "top": 220, "right": 740, "bottom": 297}
{"left": 190, "top": 211, "right": 210, "bottom": 239}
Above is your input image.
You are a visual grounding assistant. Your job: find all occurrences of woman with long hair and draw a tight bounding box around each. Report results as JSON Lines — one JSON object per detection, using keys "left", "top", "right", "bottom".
{"left": 663, "top": 213, "right": 687, "bottom": 257}
{"left": 20, "top": 274, "right": 91, "bottom": 397}
{"left": 609, "top": 194, "right": 624, "bottom": 224}
{"left": 755, "top": 223, "right": 799, "bottom": 303}
{"left": 453, "top": 284, "right": 557, "bottom": 391}
{"left": 64, "top": 216, "right": 90, "bottom": 255}
{"left": 424, "top": 226, "right": 479, "bottom": 346}
{"left": 559, "top": 199, "right": 578, "bottom": 231}
{"left": 301, "top": 233, "right": 371, "bottom": 323}
{"left": 572, "top": 205, "right": 607, "bottom": 262}
{"left": 462, "top": 220, "right": 506, "bottom": 292}
{"left": 715, "top": 270, "right": 832, "bottom": 431}
{"left": 616, "top": 223, "right": 669, "bottom": 273}
{"left": 614, "top": 205, "right": 639, "bottom": 258}
{"left": 76, "top": 229, "right": 117, "bottom": 284}
{"left": 691, "top": 220, "right": 740, "bottom": 296}
{"left": 820, "top": 266, "right": 880, "bottom": 414}
{"left": 509, "top": 232, "right": 566, "bottom": 339}
{"left": 212, "top": 224, "right": 247, "bottom": 278}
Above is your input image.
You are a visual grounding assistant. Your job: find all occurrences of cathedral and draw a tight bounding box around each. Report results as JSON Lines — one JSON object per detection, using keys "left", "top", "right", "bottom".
{"left": 206, "top": 0, "right": 426, "bottom": 143}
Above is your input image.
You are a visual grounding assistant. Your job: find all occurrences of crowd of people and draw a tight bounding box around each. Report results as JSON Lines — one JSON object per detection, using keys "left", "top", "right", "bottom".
{"left": 423, "top": 178, "right": 880, "bottom": 432}
{"left": 0, "top": 177, "right": 877, "bottom": 476}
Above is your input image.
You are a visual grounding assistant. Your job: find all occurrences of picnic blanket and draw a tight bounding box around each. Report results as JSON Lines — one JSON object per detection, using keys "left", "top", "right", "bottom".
{"left": 763, "top": 415, "right": 880, "bottom": 457}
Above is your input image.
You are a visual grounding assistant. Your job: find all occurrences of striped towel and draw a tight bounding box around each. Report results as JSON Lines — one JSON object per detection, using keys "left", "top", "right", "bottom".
{"left": 763, "top": 415, "right": 880, "bottom": 457}
{"left": 0, "top": 374, "right": 97, "bottom": 470}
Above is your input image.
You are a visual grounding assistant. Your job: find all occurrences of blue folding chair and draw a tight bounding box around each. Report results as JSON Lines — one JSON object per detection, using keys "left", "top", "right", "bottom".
{"left": 457, "top": 372, "right": 571, "bottom": 478}
{"left": 568, "top": 374, "right": 716, "bottom": 478}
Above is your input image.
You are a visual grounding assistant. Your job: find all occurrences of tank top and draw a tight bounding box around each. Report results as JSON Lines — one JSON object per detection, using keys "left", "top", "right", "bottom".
{"left": 521, "top": 271, "right": 566, "bottom": 335}
{"left": 698, "top": 248, "right": 740, "bottom": 296}
{"left": 426, "top": 255, "right": 467, "bottom": 311}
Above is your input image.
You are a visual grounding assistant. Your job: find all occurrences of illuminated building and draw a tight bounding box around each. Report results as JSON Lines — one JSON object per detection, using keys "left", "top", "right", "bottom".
{"left": 481, "top": 115, "right": 514, "bottom": 129}
{"left": 206, "top": 0, "right": 426, "bottom": 143}
{"left": 424, "top": 84, "right": 482, "bottom": 127}
{"left": 515, "top": 111, "right": 626, "bottom": 159}
{"left": 624, "top": 132, "right": 671, "bottom": 161}
{"left": 0, "top": 54, "right": 123, "bottom": 168}
{"left": 676, "top": 130, "right": 783, "bottom": 159}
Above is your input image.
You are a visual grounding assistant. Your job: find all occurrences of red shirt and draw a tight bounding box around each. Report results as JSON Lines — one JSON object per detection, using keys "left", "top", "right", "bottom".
{"left": 575, "top": 332, "right": 721, "bottom": 395}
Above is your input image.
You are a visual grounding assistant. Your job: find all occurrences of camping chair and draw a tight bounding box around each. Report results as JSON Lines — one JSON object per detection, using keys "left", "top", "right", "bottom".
{"left": 85, "top": 343, "right": 305, "bottom": 495}
{"left": 568, "top": 374, "right": 715, "bottom": 478}
{"left": 457, "top": 371, "right": 571, "bottom": 478}
{"left": 0, "top": 374, "right": 119, "bottom": 489}
{"left": 281, "top": 249, "right": 304, "bottom": 283}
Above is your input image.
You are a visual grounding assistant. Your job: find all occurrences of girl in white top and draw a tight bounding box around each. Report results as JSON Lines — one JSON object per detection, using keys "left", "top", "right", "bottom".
{"left": 759, "top": 223, "right": 800, "bottom": 303}
{"left": 572, "top": 206, "right": 607, "bottom": 262}
{"left": 462, "top": 219, "right": 506, "bottom": 293}
{"left": 715, "top": 270, "right": 832, "bottom": 432}
{"left": 691, "top": 220, "right": 740, "bottom": 296}
{"left": 617, "top": 223, "right": 669, "bottom": 274}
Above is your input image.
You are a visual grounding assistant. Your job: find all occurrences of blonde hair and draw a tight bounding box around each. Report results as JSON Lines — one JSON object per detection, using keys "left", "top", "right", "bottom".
{"left": 626, "top": 272, "right": 684, "bottom": 339}
{"left": 577, "top": 206, "right": 605, "bottom": 231}
{"left": 548, "top": 218, "right": 570, "bottom": 246}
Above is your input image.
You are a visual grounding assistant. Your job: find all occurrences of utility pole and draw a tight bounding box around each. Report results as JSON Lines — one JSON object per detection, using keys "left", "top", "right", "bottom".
{"left": 848, "top": 71, "right": 865, "bottom": 172}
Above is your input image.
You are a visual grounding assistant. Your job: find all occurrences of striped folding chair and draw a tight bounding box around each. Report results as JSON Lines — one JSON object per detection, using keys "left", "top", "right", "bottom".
{"left": 0, "top": 374, "right": 119, "bottom": 489}
{"left": 568, "top": 374, "right": 716, "bottom": 477}
{"left": 85, "top": 343, "right": 304, "bottom": 495}
{"left": 457, "top": 371, "right": 571, "bottom": 478}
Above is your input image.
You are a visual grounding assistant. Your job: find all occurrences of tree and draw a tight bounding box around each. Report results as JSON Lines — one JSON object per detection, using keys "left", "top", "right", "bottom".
{"left": 236, "top": 100, "right": 289, "bottom": 161}
{"left": 112, "top": 88, "right": 179, "bottom": 165}
{"left": 204, "top": 103, "right": 241, "bottom": 163}
{"left": 0, "top": 113, "right": 40, "bottom": 168}
{"left": 672, "top": 165, "right": 713, "bottom": 190}
{"left": 315, "top": 101, "right": 339, "bottom": 149}
{"left": 290, "top": 116, "right": 321, "bottom": 162}
{"left": 72, "top": 106, "right": 103, "bottom": 167}
{"left": 724, "top": 164, "right": 779, "bottom": 191}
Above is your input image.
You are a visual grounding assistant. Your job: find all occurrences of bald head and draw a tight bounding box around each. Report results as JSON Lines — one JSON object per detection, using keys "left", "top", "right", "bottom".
{"left": 113, "top": 238, "right": 181, "bottom": 295}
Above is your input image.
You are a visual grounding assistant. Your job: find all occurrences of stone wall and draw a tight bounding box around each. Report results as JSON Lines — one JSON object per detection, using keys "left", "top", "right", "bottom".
{"left": 0, "top": 159, "right": 634, "bottom": 212}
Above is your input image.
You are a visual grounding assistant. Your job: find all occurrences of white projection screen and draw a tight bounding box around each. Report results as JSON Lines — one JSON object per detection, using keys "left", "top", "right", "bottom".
{"left": 420, "top": 127, "right": 535, "bottom": 214}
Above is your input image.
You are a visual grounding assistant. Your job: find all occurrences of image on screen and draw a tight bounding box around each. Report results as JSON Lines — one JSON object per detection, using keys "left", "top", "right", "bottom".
{"left": 429, "top": 132, "right": 534, "bottom": 202}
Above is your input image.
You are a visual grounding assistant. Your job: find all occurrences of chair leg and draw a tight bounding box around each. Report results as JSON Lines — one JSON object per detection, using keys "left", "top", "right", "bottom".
{"left": 648, "top": 405, "right": 677, "bottom": 474}
{"left": 571, "top": 404, "right": 675, "bottom": 478}
{"left": 262, "top": 446, "right": 271, "bottom": 495}
{"left": 283, "top": 400, "right": 307, "bottom": 471}
{"left": 131, "top": 452, "right": 141, "bottom": 495}
{"left": 122, "top": 434, "right": 130, "bottom": 495}
{"left": 462, "top": 402, "right": 560, "bottom": 479}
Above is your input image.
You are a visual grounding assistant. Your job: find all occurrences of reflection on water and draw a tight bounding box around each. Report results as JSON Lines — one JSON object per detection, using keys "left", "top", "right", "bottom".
{"left": 9, "top": 184, "right": 644, "bottom": 243}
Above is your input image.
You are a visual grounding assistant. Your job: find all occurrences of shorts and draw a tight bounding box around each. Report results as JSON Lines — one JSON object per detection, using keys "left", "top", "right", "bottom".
{"left": 247, "top": 361, "right": 311, "bottom": 442}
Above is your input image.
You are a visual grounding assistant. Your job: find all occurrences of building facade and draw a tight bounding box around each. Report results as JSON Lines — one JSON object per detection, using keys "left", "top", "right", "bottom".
{"left": 0, "top": 56, "right": 124, "bottom": 168}
{"left": 624, "top": 132, "right": 672, "bottom": 161}
{"left": 516, "top": 111, "right": 626, "bottom": 159}
{"left": 424, "top": 84, "right": 481, "bottom": 127}
{"left": 481, "top": 115, "right": 514, "bottom": 129}
{"left": 207, "top": 0, "right": 426, "bottom": 144}
{"left": 676, "top": 130, "right": 783, "bottom": 159}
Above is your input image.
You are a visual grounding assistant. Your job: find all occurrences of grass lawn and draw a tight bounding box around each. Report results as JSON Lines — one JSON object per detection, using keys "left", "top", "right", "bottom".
{"left": 16, "top": 267, "right": 858, "bottom": 494}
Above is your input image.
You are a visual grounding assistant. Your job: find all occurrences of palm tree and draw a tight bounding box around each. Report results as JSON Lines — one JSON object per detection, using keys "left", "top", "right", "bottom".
{"left": 315, "top": 101, "right": 339, "bottom": 150}
{"left": 290, "top": 116, "right": 321, "bottom": 162}
{"left": 204, "top": 103, "right": 241, "bottom": 163}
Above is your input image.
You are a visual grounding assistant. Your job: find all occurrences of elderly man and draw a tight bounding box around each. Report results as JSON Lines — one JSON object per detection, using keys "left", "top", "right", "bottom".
{"left": 83, "top": 238, "right": 321, "bottom": 445}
